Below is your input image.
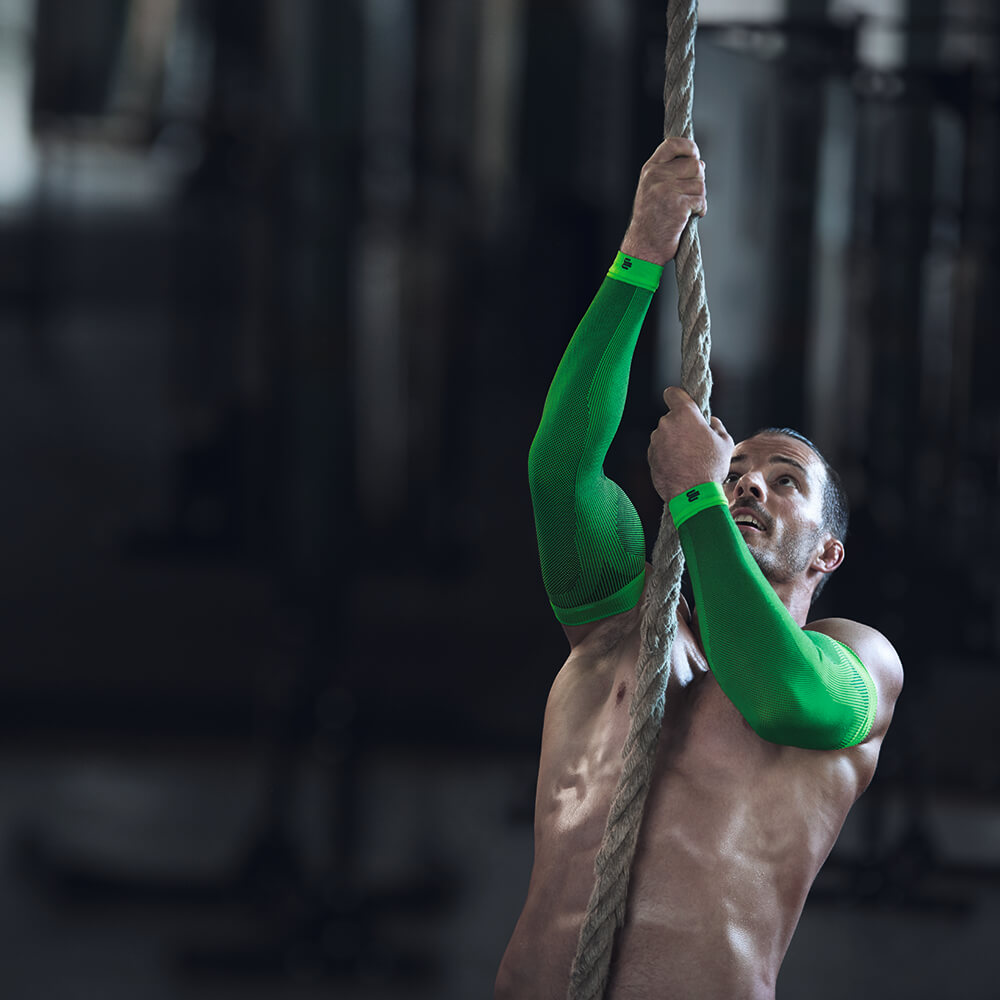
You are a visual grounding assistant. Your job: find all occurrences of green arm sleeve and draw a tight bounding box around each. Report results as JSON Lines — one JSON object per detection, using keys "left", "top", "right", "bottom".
{"left": 527, "top": 255, "right": 661, "bottom": 626}
{"left": 668, "top": 484, "right": 877, "bottom": 750}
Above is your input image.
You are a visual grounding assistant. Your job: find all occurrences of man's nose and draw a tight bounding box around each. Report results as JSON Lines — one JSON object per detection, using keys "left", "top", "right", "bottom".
{"left": 735, "top": 474, "right": 765, "bottom": 501}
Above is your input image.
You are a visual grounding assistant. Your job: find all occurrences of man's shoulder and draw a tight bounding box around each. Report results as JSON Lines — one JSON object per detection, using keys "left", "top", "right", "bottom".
{"left": 805, "top": 617, "right": 904, "bottom": 744}
{"left": 805, "top": 617, "right": 901, "bottom": 673}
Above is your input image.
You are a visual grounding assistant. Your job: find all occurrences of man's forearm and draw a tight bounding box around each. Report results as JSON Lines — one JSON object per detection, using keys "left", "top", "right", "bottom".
{"left": 669, "top": 484, "right": 877, "bottom": 749}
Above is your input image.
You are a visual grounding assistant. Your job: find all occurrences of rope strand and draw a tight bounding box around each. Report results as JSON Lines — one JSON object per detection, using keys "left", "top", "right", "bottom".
{"left": 566, "top": 0, "right": 711, "bottom": 995}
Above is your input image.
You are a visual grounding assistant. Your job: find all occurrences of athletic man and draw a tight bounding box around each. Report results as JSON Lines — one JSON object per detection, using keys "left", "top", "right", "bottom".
{"left": 495, "top": 137, "right": 904, "bottom": 999}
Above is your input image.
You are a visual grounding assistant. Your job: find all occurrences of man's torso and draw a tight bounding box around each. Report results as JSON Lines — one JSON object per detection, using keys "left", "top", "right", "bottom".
{"left": 496, "top": 599, "right": 880, "bottom": 1000}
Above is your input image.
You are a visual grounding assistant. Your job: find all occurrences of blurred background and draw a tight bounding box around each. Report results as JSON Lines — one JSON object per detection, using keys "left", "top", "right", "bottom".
{"left": 0, "top": 0, "right": 997, "bottom": 996}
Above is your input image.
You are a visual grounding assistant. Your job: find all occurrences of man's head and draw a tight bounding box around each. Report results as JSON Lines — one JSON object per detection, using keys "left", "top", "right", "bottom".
{"left": 723, "top": 428, "right": 849, "bottom": 604}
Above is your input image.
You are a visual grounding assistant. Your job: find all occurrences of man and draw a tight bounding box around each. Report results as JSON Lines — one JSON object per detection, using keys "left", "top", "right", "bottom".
{"left": 495, "top": 137, "right": 903, "bottom": 999}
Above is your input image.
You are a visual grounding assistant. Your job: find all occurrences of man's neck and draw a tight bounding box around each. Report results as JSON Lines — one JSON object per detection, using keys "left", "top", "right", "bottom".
{"left": 768, "top": 578, "right": 813, "bottom": 627}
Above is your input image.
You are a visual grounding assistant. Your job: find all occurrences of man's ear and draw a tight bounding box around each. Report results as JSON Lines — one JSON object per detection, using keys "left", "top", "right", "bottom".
{"left": 814, "top": 536, "right": 845, "bottom": 575}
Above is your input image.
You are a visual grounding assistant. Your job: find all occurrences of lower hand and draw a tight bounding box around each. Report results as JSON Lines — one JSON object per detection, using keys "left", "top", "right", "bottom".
{"left": 648, "top": 387, "right": 733, "bottom": 501}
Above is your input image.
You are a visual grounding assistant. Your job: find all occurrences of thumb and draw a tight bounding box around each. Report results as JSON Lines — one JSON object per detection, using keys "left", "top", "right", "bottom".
{"left": 710, "top": 415, "right": 733, "bottom": 444}
{"left": 662, "top": 385, "right": 694, "bottom": 409}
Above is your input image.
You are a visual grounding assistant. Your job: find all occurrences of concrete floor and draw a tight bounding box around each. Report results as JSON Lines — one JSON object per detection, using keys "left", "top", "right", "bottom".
{"left": 2, "top": 742, "right": 998, "bottom": 1000}
{"left": 1, "top": 743, "right": 532, "bottom": 1000}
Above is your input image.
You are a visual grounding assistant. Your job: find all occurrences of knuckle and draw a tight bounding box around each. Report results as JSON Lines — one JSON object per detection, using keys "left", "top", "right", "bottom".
{"left": 641, "top": 164, "right": 664, "bottom": 186}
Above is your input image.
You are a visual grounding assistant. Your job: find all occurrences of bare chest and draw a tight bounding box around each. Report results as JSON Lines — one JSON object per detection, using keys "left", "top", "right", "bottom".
{"left": 535, "top": 625, "right": 759, "bottom": 843}
{"left": 543, "top": 631, "right": 852, "bottom": 893}
{"left": 502, "top": 623, "right": 866, "bottom": 1000}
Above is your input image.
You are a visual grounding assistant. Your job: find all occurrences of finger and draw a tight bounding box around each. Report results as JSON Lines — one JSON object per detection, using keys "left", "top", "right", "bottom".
{"left": 675, "top": 177, "right": 707, "bottom": 197}
{"left": 640, "top": 160, "right": 702, "bottom": 190}
{"left": 668, "top": 156, "right": 705, "bottom": 181}
{"left": 650, "top": 136, "right": 700, "bottom": 164}
{"left": 710, "top": 416, "right": 733, "bottom": 445}
{"left": 662, "top": 385, "right": 695, "bottom": 409}
{"left": 683, "top": 194, "right": 708, "bottom": 219}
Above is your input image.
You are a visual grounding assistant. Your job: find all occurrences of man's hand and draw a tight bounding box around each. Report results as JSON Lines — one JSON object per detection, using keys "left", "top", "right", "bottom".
{"left": 648, "top": 387, "right": 733, "bottom": 501}
{"left": 620, "top": 137, "right": 707, "bottom": 266}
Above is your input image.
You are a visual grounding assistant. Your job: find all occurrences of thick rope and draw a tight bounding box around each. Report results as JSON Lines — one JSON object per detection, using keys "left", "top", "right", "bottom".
{"left": 566, "top": 1, "right": 712, "bottom": 997}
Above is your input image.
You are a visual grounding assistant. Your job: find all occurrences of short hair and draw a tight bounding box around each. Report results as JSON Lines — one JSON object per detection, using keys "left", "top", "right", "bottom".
{"left": 751, "top": 427, "right": 849, "bottom": 602}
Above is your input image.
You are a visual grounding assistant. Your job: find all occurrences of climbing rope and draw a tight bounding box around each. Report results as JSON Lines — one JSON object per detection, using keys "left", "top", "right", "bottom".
{"left": 566, "top": 0, "right": 712, "bottom": 996}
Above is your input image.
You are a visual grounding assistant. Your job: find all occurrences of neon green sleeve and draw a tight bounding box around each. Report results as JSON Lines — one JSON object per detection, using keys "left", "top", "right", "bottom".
{"left": 669, "top": 483, "right": 877, "bottom": 750}
{"left": 527, "top": 254, "right": 662, "bottom": 626}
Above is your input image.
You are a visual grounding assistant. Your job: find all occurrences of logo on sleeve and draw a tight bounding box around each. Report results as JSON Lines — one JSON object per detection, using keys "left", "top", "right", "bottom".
{"left": 621, "top": 257, "right": 633, "bottom": 269}
{"left": 686, "top": 488, "right": 701, "bottom": 502}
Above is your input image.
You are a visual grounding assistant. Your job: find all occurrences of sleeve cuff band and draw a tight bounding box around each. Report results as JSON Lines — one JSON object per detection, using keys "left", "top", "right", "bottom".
{"left": 668, "top": 481, "right": 728, "bottom": 528}
{"left": 607, "top": 251, "right": 663, "bottom": 292}
{"left": 551, "top": 567, "right": 646, "bottom": 626}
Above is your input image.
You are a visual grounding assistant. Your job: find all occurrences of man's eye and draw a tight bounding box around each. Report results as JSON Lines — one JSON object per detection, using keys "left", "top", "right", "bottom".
{"left": 776, "top": 475, "right": 797, "bottom": 488}
{"left": 723, "top": 473, "right": 738, "bottom": 483}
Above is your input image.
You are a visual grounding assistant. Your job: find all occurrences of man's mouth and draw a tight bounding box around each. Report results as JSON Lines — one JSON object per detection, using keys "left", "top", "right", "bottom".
{"left": 731, "top": 508, "right": 767, "bottom": 532}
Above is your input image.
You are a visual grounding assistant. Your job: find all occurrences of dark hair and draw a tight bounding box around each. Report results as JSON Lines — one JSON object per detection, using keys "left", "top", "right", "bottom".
{"left": 752, "top": 427, "right": 849, "bottom": 602}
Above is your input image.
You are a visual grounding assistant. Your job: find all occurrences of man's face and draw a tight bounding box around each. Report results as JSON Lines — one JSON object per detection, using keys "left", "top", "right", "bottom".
{"left": 721, "top": 433, "right": 829, "bottom": 586}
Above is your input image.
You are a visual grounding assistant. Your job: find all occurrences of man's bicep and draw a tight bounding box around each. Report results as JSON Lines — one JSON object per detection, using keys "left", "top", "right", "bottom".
{"left": 560, "top": 561, "right": 652, "bottom": 650}
{"left": 806, "top": 618, "right": 904, "bottom": 744}
{"left": 531, "top": 470, "right": 647, "bottom": 629}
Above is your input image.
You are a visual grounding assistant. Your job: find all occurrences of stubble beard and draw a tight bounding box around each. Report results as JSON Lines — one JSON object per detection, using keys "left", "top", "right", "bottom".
{"left": 745, "top": 525, "right": 821, "bottom": 588}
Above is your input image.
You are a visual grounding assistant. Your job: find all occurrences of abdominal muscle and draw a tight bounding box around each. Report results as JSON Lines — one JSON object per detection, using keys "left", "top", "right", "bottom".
{"left": 496, "top": 624, "right": 862, "bottom": 1000}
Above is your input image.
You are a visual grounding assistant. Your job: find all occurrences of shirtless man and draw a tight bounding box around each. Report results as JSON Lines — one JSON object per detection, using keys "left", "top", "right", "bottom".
{"left": 495, "top": 137, "right": 904, "bottom": 999}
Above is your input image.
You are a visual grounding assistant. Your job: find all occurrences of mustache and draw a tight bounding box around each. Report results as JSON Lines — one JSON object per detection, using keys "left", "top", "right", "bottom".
{"left": 729, "top": 500, "right": 771, "bottom": 530}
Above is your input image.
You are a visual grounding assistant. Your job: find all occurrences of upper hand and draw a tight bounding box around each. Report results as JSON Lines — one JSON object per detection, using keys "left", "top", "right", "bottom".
{"left": 620, "top": 137, "right": 707, "bottom": 266}
{"left": 648, "top": 387, "right": 733, "bottom": 502}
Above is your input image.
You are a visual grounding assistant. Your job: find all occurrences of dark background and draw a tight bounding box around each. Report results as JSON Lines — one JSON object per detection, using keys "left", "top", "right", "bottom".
{"left": 0, "top": 0, "right": 998, "bottom": 997}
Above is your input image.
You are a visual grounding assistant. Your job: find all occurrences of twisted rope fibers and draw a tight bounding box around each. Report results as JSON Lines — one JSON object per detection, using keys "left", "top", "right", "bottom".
{"left": 566, "top": 0, "right": 712, "bottom": 995}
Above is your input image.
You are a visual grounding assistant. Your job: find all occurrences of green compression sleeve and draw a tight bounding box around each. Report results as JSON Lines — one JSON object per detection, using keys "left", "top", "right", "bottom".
{"left": 669, "top": 483, "right": 877, "bottom": 750}
{"left": 527, "top": 254, "right": 662, "bottom": 625}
